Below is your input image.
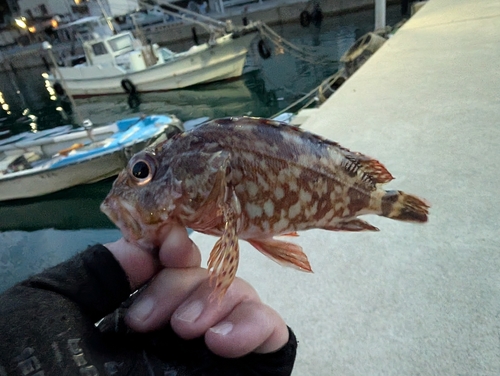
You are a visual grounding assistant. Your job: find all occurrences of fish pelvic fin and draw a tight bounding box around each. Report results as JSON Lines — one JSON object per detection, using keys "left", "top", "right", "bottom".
{"left": 248, "top": 238, "right": 312, "bottom": 272}
{"left": 324, "top": 218, "right": 379, "bottom": 232}
{"left": 381, "top": 190, "right": 430, "bottom": 223}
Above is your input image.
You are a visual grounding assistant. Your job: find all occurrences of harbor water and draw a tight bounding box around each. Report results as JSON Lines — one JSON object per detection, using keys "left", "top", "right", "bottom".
{"left": 0, "top": 6, "right": 403, "bottom": 292}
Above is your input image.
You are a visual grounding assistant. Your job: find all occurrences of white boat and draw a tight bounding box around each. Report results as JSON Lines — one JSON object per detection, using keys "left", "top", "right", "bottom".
{"left": 0, "top": 125, "right": 72, "bottom": 149}
{"left": 47, "top": 22, "right": 261, "bottom": 98}
{"left": 0, "top": 114, "right": 182, "bottom": 201}
{"left": 0, "top": 122, "right": 110, "bottom": 156}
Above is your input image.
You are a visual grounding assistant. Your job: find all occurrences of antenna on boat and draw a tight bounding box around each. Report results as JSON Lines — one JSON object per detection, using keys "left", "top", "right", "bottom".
{"left": 96, "top": 0, "right": 117, "bottom": 34}
{"left": 42, "top": 42, "right": 93, "bottom": 140}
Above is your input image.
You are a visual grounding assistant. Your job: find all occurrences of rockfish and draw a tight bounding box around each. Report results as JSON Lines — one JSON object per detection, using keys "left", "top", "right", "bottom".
{"left": 101, "top": 117, "right": 429, "bottom": 297}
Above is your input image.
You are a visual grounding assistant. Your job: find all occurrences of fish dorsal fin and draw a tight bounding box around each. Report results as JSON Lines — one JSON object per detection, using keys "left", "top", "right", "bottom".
{"left": 341, "top": 151, "right": 394, "bottom": 187}
{"left": 213, "top": 117, "right": 395, "bottom": 186}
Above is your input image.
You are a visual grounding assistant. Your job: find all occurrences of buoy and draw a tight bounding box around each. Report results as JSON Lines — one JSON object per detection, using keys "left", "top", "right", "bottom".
{"left": 121, "top": 79, "right": 136, "bottom": 94}
{"left": 317, "top": 70, "right": 347, "bottom": 103}
{"left": 258, "top": 39, "right": 272, "bottom": 59}
{"left": 340, "top": 32, "right": 387, "bottom": 76}
{"left": 300, "top": 10, "right": 311, "bottom": 27}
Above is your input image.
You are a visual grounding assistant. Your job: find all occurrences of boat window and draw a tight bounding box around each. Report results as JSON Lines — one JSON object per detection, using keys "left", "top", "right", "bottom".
{"left": 108, "top": 35, "right": 133, "bottom": 52}
{"left": 91, "top": 42, "right": 108, "bottom": 56}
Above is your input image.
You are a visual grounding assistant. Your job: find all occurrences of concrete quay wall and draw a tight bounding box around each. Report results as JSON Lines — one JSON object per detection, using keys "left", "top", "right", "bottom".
{"left": 145, "top": 0, "right": 400, "bottom": 46}
{"left": 192, "top": 0, "right": 500, "bottom": 374}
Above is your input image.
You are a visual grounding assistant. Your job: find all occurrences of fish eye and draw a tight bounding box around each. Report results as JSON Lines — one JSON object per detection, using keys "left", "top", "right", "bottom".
{"left": 128, "top": 153, "right": 156, "bottom": 185}
{"left": 132, "top": 161, "right": 149, "bottom": 179}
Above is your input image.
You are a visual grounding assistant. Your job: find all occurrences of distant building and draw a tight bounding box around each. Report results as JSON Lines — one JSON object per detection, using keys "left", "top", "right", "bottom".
{"left": 14, "top": 0, "right": 139, "bottom": 22}
{"left": 0, "top": 0, "right": 139, "bottom": 47}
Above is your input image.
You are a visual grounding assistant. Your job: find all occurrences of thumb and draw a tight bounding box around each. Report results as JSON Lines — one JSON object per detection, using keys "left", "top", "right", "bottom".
{"left": 157, "top": 225, "right": 202, "bottom": 268}
{"left": 105, "top": 238, "right": 160, "bottom": 290}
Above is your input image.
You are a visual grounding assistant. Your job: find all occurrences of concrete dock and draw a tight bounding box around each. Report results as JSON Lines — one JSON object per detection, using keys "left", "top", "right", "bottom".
{"left": 192, "top": 0, "right": 500, "bottom": 374}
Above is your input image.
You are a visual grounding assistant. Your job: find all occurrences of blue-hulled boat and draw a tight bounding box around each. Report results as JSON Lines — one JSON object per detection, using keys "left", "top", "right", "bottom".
{"left": 0, "top": 114, "right": 183, "bottom": 201}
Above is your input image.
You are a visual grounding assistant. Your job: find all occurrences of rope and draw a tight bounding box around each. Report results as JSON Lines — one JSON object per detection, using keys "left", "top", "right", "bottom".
{"left": 140, "top": 0, "right": 226, "bottom": 34}
{"left": 271, "top": 85, "right": 319, "bottom": 119}
{"left": 258, "top": 23, "right": 337, "bottom": 67}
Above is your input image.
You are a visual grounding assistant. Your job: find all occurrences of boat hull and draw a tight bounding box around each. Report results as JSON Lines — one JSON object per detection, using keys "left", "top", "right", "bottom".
{"left": 0, "top": 151, "right": 127, "bottom": 201}
{"left": 52, "top": 32, "right": 257, "bottom": 97}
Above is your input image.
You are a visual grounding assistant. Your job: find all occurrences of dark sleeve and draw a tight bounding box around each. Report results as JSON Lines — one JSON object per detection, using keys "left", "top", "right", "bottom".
{"left": 21, "top": 243, "right": 132, "bottom": 321}
{"left": 0, "top": 244, "right": 132, "bottom": 375}
{"left": 0, "top": 244, "right": 297, "bottom": 376}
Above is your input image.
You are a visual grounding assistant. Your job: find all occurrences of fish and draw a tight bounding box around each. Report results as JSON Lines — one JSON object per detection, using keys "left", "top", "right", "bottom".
{"left": 101, "top": 117, "right": 430, "bottom": 298}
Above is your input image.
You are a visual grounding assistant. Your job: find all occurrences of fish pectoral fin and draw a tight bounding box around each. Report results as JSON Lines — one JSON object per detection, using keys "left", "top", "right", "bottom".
{"left": 280, "top": 231, "right": 300, "bottom": 237}
{"left": 248, "top": 238, "right": 312, "bottom": 272}
{"left": 191, "top": 152, "right": 239, "bottom": 233}
{"left": 207, "top": 187, "right": 241, "bottom": 301}
{"left": 324, "top": 218, "right": 379, "bottom": 232}
{"left": 207, "top": 234, "right": 239, "bottom": 301}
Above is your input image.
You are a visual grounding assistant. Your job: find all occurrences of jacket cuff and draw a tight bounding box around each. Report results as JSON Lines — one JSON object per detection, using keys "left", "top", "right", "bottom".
{"left": 22, "top": 244, "right": 131, "bottom": 322}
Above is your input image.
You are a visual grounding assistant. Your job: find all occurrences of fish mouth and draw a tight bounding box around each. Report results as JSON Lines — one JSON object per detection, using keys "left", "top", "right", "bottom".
{"left": 101, "top": 197, "right": 145, "bottom": 246}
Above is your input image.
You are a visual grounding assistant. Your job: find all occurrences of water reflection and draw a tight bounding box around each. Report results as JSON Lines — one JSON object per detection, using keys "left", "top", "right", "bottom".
{"left": 0, "top": 178, "right": 115, "bottom": 231}
{"left": 72, "top": 71, "right": 279, "bottom": 124}
{"left": 0, "top": 228, "right": 120, "bottom": 293}
{"left": 0, "top": 91, "right": 11, "bottom": 115}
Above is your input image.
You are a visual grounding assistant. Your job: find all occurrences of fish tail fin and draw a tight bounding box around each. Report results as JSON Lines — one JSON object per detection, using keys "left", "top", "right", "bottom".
{"left": 381, "top": 190, "right": 430, "bottom": 223}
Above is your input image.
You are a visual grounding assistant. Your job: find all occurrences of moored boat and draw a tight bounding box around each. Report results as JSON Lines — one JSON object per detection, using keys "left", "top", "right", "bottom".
{"left": 0, "top": 114, "right": 182, "bottom": 201}
{"left": 47, "top": 21, "right": 262, "bottom": 98}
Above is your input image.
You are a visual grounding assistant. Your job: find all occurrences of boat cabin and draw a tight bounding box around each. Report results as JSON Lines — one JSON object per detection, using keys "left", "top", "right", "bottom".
{"left": 81, "top": 31, "right": 167, "bottom": 72}
{"left": 83, "top": 32, "right": 138, "bottom": 65}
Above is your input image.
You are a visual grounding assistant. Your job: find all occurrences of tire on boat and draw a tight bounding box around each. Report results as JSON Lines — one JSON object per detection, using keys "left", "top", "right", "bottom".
{"left": 300, "top": 10, "right": 311, "bottom": 27}
{"left": 340, "top": 32, "right": 387, "bottom": 76}
{"left": 53, "top": 82, "right": 65, "bottom": 96}
{"left": 127, "top": 93, "right": 141, "bottom": 109}
{"left": 258, "top": 39, "right": 272, "bottom": 60}
{"left": 121, "top": 78, "right": 137, "bottom": 94}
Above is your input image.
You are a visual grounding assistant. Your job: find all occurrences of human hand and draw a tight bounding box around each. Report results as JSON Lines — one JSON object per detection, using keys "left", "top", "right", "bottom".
{"left": 0, "top": 227, "right": 296, "bottom": 375}
{"left": 105, "top": 225, "right": 290, "bottom": 358}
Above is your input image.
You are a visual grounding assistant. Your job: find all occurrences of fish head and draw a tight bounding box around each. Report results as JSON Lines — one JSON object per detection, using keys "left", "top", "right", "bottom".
{"left": 101, "top": 148, "right": 183, "bottom": 251}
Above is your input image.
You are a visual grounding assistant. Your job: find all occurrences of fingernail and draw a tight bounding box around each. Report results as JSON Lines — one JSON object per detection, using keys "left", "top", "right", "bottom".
{"left": 210, "top": 321, "right": 233, "bottom": 336}
{"left": 174, "top": 300, "right": 204, "bottom": 323}
{"left": 128, "top": 296, "right": 155, "bottom": 323}
{"left": 169, "top": 226, "right": 186, "bottom": 245}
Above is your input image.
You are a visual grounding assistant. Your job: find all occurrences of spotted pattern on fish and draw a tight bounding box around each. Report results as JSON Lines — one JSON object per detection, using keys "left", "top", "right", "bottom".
{"left": 101, "top": 117, "right": 430, "bottom": 299}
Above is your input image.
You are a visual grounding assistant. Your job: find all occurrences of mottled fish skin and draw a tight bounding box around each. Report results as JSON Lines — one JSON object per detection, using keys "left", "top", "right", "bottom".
{"left": 101, "top": 117, "right": 430, "bottom": 298}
